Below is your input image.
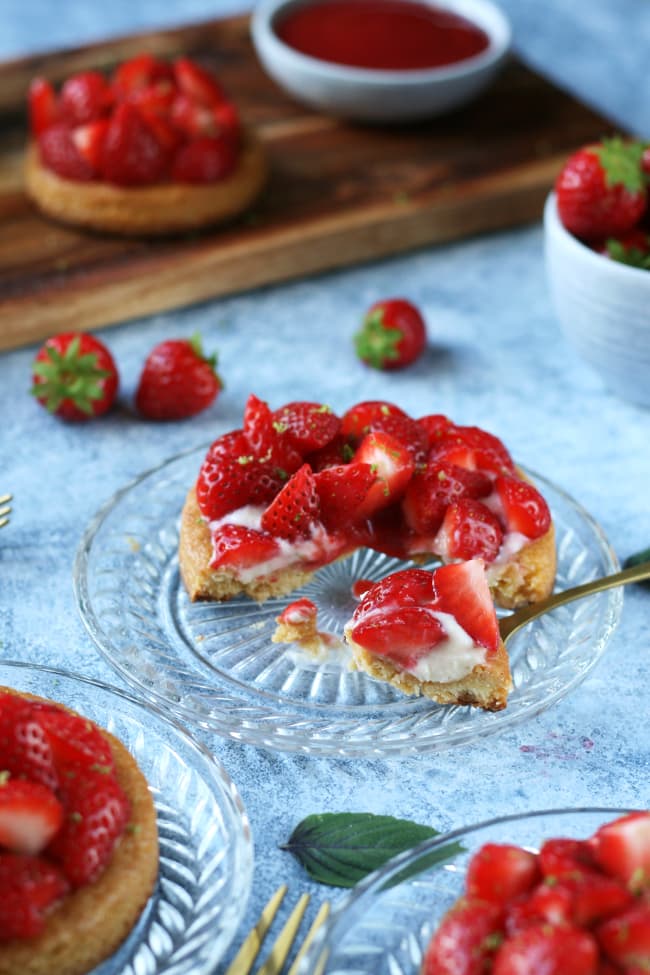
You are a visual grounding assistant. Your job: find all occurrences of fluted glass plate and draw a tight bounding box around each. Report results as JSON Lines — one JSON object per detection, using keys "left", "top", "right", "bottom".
{"left": 74, "top": 446, "right": 622, "bottom": 757}
{"left": 0, "top": 661, "right": 253, "bottom": 975}
{"left": 299, "top": 808, "right": 634, "bottom": 974}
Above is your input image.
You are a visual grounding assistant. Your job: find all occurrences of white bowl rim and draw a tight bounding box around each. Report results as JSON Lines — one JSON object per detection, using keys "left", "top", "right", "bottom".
{"left": 251, "top": 0, "right": 512, "bottom": 87}
{"left": 544, "top": 191, "right": 650, "bottom": 286}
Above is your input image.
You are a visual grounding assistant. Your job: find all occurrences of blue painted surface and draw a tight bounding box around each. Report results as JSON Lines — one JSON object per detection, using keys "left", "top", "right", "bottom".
{"left": 2, "top": 1, "right": 650, "bottom": 969}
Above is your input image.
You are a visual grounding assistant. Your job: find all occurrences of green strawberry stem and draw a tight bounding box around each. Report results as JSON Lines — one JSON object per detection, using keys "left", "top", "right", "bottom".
{"left": 30, "top": 336, "right": 111, "bottom": 415}
{"left": 354, "top": 309, "right": 402, "bottom": 368}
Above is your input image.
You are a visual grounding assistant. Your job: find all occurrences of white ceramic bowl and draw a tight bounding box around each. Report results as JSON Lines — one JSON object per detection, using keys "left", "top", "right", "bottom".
{"left": 544, "top": 192, "right": 650, "bottom": 408}
{"left": 251, "top": 0, "right": 511, "bottom": 123}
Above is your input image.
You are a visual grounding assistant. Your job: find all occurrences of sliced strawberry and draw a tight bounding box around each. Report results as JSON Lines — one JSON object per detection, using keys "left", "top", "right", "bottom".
{"left": 340, "top": 400, "right": 427, "bottom": 461}
{"left": 100, "top": 103, "right": 169, "bottom": 186}
{"left": 352, "top": 568, "right": 435, "bottom": 620}
{"left": 196, "top": 454, "right": 256, "bottom": 521}
{"left": 273, "top": 401, "right": 341, "bottom": 454}
{"left": 589, "top": 811, "right": 650, "bottom": 892}
{"left": 71, "top": 119, "right": 109, "bottom": 173}
{"left": 138, "top": 109, "right": 182, "bottom": 155}
{"left": 402, "top": 461, "right": 492, "bottom": 534}
{"left": 111, "top": 53, "right": 173, "bottom": 97}
{"left": 422, "top": 897, "right": 504, "bottom": 975}
{"left": 353, "top": 430, "right": 415, "bottom": 517}
{"left": 28, "top": 77, "right": 59, "bottom": 136}
{"left": 49, "top": 769, "right": 130, "bottom": 888}
{"left": 432, "top": 560, "right": 501, "bottom": 653}
{"left": 305, "top": 433, "right": 356, "bottom": 471}
{"left": 495, "top": 475, "right": 551, "bottom": 539}
{"left": 59, "top": 71, "right": 113, "bottom": 125}
{"left": 466, "top": 843, "right": 540, "bottom": 906}
{"left": 350, "top": 606, "right": 447, "bottom": 667}
{"left": 492, "top": 924, "right": 598, "bottom": 975}
{"left": 170, "top": 93, "right": 215, "bottom": 138}
{"left": 539, "top": 837, "right": 597, "bottom": 880}
{"left": 597, "top": 902, "right": 650, "bottom": 969}
{"left": 210, "top": 524, "right": 281, "bottom": 570}
{"left": 35, "top": 705, "right": 114, "bottom": 776}
{"left": 38, "top": 124, "right": 94, "bottom": 181}
{"left": 313, "top": 463, "right": 376, "bottom": 530}
{"left": 0, "top": 695, "right": 58, "bottom": 790}
{"left": 260, "top": 464, "right": 320, "bottom": 541}
{"left": 564, "top": 870, "right": 633, "bottom": 927}
{"left": 435, "top": 498, "right": 503, "bottom": 563}
{"left": 505, "top": 883, "right": 574, "bottom": 936}
{"left": 172, "top": 134, "right": 237, "bottom": 183}
{"left": 277, "top": 597, "right": 317, "bottom": 625}
{"left": 127, "top": 78, "right": 176, "bottom": 115}
{"left": 243, "top": 394, "right": 303, "bottom": 475}
{"left": 0, "top": 853, "right": 69, "bottom": 940}
{"left": 418, "top": 413, "right": 454, "bottom": 446}
{"left": 173, "top": 56, "right": 225, "bottom": 106}
{"left": 430, "top": 426, "right": 515, "bottom": 475}
{"left": 0, "top": 776, "right": 64, "bottom": 855}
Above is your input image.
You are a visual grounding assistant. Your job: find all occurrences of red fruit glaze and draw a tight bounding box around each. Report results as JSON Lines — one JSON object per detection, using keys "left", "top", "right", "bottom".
{"left": 354, "top": 297, "right": 427, "bottom": 370}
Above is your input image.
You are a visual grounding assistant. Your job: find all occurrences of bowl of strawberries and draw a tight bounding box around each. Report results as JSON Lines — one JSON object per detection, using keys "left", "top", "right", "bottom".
{"left": 300, "top": 807, "right": 650, "bottom": 974}
{"left": 544, "top": 136, "right": 650, "bottom": 408}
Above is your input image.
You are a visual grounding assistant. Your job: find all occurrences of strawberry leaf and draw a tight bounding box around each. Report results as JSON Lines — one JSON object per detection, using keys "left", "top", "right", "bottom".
{"left": 282, "top": 812, "right": 463, "bottom": 888}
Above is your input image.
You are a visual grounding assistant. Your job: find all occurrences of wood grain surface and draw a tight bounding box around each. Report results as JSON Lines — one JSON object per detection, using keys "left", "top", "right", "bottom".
{"left": 0, "top": 14, "right": 614, "bottom": 350}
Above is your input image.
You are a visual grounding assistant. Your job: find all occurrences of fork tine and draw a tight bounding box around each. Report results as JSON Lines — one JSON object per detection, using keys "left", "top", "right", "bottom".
{"left": 256, "top": 893, "right": 310, "bottom": 975}
{"left": 0, "top": 494, "right": 11, "bottom": 528}
{"left": 225, "top": 885, "right": 288, "bottom": 975}
{"left": 286, "top": 901, "right": 330, "bottom": 975}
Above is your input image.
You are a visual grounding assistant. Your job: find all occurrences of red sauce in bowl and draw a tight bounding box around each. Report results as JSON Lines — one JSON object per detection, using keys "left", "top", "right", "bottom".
{"left": 274, "top": 0, "right": 490, "bottom": 71}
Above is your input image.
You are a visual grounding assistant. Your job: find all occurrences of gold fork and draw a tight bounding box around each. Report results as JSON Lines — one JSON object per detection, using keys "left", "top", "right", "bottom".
{"left": 225, "top": 886, "right": 330, "bottom": 975}
{"left": 499, "top": 558, "right": 650, "bottom": 644}
{"left": 0, "top": 494, "right": 11, "bottom": 529}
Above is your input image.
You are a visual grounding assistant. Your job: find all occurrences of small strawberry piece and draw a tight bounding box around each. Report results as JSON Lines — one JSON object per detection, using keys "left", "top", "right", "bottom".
{"left": 466, "top": 843, "right": 540, "bottom": 907}
{"left": 0, "top": 777, "right": 64, "bottom": 855}
{"left": 422, "top": 898, "right": 504, "bottom": 975}
{"left": 37, "top": 124, "right": 94, "bottom": 181}
{"left": 495, "top": 475, "right": 551, "bottom": 539}
{"left": 432, "top": 560, "right": 501, "bottom": 653}
{"left": 597, "top": 902, "right": 650, "bottom": 969}
{"left": 260, "top": 464, "right": 320, "bottom": 541}
{"left": 430, "top": 426, "right": 515, "bottom": 475}
{"left": 135, "top": 333, "right": 221, "bottom": 420}
{"left": 72, "top": 119, "right": 109, "bottom": 174}
{"left": 403, "top": 461, "right": 492, "bottom": 535}
{"left": 539, "top": 837, "right": 597, "bottom": 880}
{"left": 243, "top": 394, "right": 303, "bottom": 475}
{"left": 340, "top": 400, "right": 427, "bottom": 461}
{"left": 273, "top": 402, "right": 341, "bottom": 454}
{"left": 352, "top": 568, "right": 435, "bottom": 619}
{"left": 171, "top": 134, "right": 237, "bottom": 183}
{"left": 100, "top": 102, "right": 169, "bottom": 186}
{"left": 353, "top": 430, "right": 415, "bottom": 517}
{"left": 59, "top": 71, "right": 112, "bottom": 125}
{"left": 589, "top": 811, "right": 650, "bottom": 892}
{"left": 28, "top": 77, "right": 59, "bottom": 136}
{"left": 354, "top": 298, "right": 427, "bottom": 370}
{"left": 31, "top": 332, "right": 118, "bottom": 421}
{"left": 492, "top": 924, "right": 598, "bottom": 975}
{"left": 313, "top": 463, "right": 376, "bottom": 530}
{"left": 350, "top": 606, "right": 447, "bottom": 667}
{"left": 0, "top": 695, "right": 58, "bottom": 790}
{"left": 418, "top": 413, "right": 455, "bottom": 446}
{"left": 0, "top": 853, "right": 69, "bottom": 940}
{"left": 210, "top": 524, "right": 281, "bottom": 569}
{"left": 277, "top": 597, "right": 317, "bottom": 625}
{"left": 505, "top": 883, "right": 574, "bottom": 936}
{"left": 50, "top": 769, "right": 130, "bottom": 888}
{"left": 173, "top": 56, "right": 225, "bottom": 107}
{"left": 435, "top": 498, "right": 504, "bottom": 563}
{"left": 111, "top": 53, "right": 173, "bottom": 97}
{"left": 556, "top": 137, "right": 647, "bottom": 240}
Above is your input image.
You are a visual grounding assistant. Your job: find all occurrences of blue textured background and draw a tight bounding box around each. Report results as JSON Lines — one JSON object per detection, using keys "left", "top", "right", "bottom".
{"left": 1, "top": 1, "right": 650, "bottom": 970}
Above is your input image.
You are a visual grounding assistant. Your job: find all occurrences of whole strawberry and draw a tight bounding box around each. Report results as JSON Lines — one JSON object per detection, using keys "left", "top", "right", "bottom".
{"left": 31, "top": 332, "right": 119, "bottom": 420}
{"left": 555, "top": 136, "right": 647, "bottom": 239}
{"left": 354, "top": 298, "right": 427, "bottom": 370}
{"left": 135, "top": 332, "right": 221, "bottom": 420}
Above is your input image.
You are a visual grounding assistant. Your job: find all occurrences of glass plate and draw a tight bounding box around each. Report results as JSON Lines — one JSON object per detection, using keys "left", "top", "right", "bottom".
{"left": 0, "top": 661, "right": 253, "bottom": 975}
{"left": 74, "top": 446, "right": 622, "bottom": 757}
{"left": 298, "top": 808, "right": 635, "bottom": 974}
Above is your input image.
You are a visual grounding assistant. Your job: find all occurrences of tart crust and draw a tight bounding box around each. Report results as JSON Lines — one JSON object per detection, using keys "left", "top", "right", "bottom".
{"left": 0, "top": 688, "right": 159, "bottom": 975}
{"left": 24, "top": 133, "right": 267, "bottom": 236}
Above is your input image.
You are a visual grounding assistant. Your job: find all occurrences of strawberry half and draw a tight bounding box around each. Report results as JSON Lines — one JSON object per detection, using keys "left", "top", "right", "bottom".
{"left": 353, "top": 430, "right": 415, "bottom": 517}
{"left": 196, "top": 454, "right": 257, "bottom": 521}
{"left": 589, "top": 811, "right": 650, "bottom": 892}
{"left": 28, "top": 77, "right": 60, "bottom": 136}
{"left": 313, "top": 462, "right": 377, "bottom": 530}
{"left": 111, "top": 53, "right": 173, "bottom": 97}
{"left": 260, "top": 464, "right": 320, "bottom": 541}
{"left": 37, "top": 124, "right": 94, "bottom": 181}
{"left": 35, "top": 704, "right": 114, "bottom": 776}
{"left": 0, "top": 694, "right": 58, "bottom": 789}
{"left": 72, "top": 119, "right": 109, "bottom": 174}
{"left": 243, "top": 394, "right": 303, "bottom": 475}
{"left": 349, "top": 606, "right": 447, "bottom": 668}
{"left": 597, "top": 901, "right": 650, "bottom": 969}
{"left": 210, "top": 524, "right": 281, "bottom": 570}
{"left": 435, "top": 498, "right": 504, "bottom": 563}
{"left": 173, "top": 57, "right": 225, "bottom": 107}
{"left": 0, "top": 776, "right": 64, "bottom": 855}
{"left": 59, "top": 70, "right": 113, "bottom": 125}
{"left": 0, "top": 853, "right": 69, "bottom": 940}
{"left": 492, "top": 924, "right": 598, "bottom": 975}
{"left": 430, "top": 425, "right": 515, "bottom": 475}
{"left": 273, "top": 401, "right": 341, "bottom": 454}
{"left": 340, "top": 400, "right": 427, "bottom": 461}
{"left": 171, "top": 135, "right": 237, "bottom": 183}
{"left": 432, "top": 560, "right": 501, "bottom": 653}
{"left": 494, "top": 475, "right": 551, "bottom": 539}
{"left": 100, "top": 102, "right": 169, "bottom": 186}
{"left": 422, "top": 897, "right": 504, "bottom": 975}
{"left": 402, "top": 461, "right": 492, "bottom": 535}
{"left": 465, "top": 842, "right": 540, "bottom": 906}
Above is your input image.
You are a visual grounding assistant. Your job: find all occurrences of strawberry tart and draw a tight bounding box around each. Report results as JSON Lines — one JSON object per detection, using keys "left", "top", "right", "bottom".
{"left": 179, "top": 395, "right": 556, "bottom": 609}
{"left": 344, "top": 561, "right": 511, "bottom": 711}
{"left": 24, "top": 53, "right": 266, "bottom": 235}
{"left": 0, "top": 688, "right": 158, "bottom": 975}
{"left": 422, "top": 810, "right": 650, "bottom": 974}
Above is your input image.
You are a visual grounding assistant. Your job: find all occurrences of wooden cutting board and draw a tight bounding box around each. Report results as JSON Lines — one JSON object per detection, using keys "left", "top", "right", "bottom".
{"left": 0, "top": 14, "right": 613, "bottom": 351}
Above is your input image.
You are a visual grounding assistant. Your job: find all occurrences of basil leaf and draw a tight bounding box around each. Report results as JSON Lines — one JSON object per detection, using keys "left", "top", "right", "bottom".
{"left": 282, "top": 812, "right": 461, "bottom": 888}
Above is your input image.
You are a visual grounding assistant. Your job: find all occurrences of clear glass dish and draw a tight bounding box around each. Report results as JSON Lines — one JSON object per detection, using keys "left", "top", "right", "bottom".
{"left": 299, "top": 807, "right": 636, "bottom": 975}
{"left": 0, "top": 661, "right": 253, "bottom": 975}
{"left": 74, "top": 446, "right": 622, "bottom": 757}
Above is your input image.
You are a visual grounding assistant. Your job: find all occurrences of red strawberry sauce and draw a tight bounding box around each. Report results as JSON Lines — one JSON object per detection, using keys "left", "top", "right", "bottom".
{"left": 274, "top": 0, "right": 490, "bottom": 71}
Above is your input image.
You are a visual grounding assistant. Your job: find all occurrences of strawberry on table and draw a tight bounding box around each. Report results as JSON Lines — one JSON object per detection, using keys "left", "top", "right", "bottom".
{"left": 30, "top": 331, "right": 118, "bottom": 421}
{"left": 555, "top": 137, "right": 647, "bottom": 240}
{"left": 135, "top": 332, "right": 221, "bottom": 420}
{"left": 354, "top": 297, "right": 427, "bottom": 370}
{"left": 0, "top": 853, "right": 69, "bottom": 940}
{"left": 0, "top": 776, "right": 64, "bottom": 855}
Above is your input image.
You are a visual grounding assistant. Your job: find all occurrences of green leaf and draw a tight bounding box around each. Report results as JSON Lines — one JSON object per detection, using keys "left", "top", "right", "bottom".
{"left": 281, "top": 812, "right": 463, "bottom": 888}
